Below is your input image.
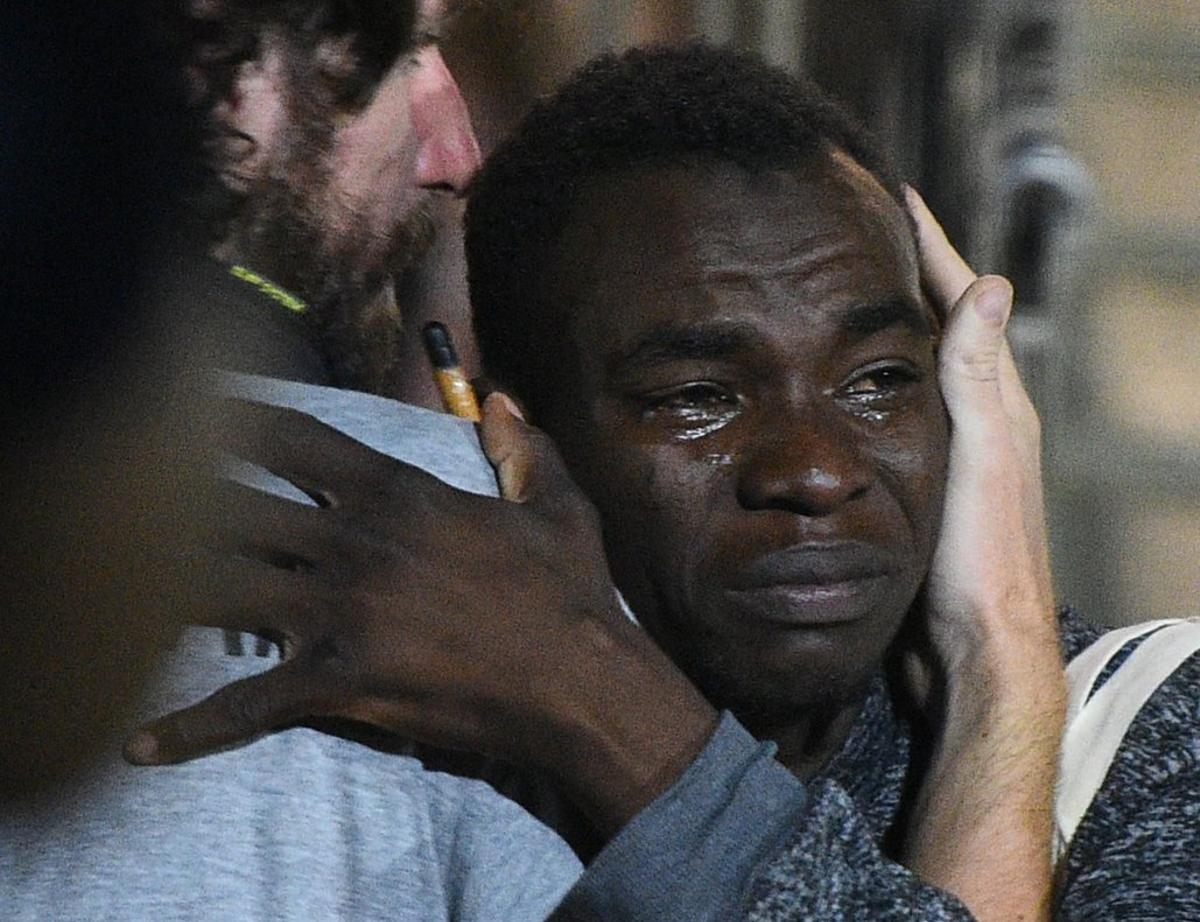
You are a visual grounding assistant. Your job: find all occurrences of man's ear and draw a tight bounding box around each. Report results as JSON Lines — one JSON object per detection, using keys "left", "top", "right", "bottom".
{"left": 209, "top": 32, "right": 289, "bottom": 192}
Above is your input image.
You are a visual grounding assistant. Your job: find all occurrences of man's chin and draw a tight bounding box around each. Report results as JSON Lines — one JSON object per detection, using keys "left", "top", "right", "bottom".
{"left": 680, "top": 628, "right": 883, "bottom": 717}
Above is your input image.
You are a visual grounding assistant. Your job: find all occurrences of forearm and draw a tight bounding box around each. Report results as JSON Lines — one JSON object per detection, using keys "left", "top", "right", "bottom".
{"left": 906, "top": 627, "right": 1067, "bottom": 921}
{"left": 556, "top": 714, "right": 977, "bottom": 922}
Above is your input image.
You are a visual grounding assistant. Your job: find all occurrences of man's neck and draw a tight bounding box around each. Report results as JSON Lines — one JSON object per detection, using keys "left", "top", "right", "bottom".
{"left": 215, "top": 239, "right": 403, "bottom": 396}
{"left": 739, "top": 692, "right": 869, "bottom": 780}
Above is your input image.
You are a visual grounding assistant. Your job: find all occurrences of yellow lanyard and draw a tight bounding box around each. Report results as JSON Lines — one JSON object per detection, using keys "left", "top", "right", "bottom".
{"left": 229, "top": 265, "right": 307, "bottom": 315}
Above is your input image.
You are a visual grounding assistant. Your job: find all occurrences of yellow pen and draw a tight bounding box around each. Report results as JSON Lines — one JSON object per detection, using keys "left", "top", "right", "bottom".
{"left": 422, "top": 321, "right": 482, "bottom": 422}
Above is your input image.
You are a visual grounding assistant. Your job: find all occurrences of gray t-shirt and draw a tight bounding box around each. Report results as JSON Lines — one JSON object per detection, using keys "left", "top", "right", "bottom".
{"left": 1, "top": 375, "right": 582, "bottom": 921}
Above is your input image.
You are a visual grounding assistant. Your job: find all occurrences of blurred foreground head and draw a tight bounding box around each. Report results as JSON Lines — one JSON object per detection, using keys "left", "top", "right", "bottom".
{"left": 0, "top": 3, "right": 207, "bottom": 803}
{"left": 1, "top": 3, "right": 189, "bottom": 424}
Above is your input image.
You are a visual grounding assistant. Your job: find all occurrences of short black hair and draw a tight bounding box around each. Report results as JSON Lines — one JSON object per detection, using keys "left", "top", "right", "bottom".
{"left": 465, "top": 42, "right": 907, "bottom": 419}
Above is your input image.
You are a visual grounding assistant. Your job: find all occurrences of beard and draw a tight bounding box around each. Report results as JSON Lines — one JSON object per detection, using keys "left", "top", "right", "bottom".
{"left": 227, "top": 116, "right": 438, "bottom": 391}
{"left": 236, "top": 157, "right": 437, "bottom": 313}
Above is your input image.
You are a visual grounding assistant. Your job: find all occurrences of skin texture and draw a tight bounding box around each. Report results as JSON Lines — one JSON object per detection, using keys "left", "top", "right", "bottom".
{"left": 129, "top": 156, "right": 1062, "bottom": 919}
{"left": 213, "top": 0, "right": 482, "bottom": 393}
{"left": 899, "top": 189, "right": 1064, "bottom": 922}
{"left": 536, "top": 158, "right": 948, "bottom": 772}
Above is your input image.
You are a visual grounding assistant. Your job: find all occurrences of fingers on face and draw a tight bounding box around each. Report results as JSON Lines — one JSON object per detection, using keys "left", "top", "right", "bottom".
{"left": 940, "top": 275, "right": 1044, "bottom": 495}
{"left": 938, "top": 277, "right": 1013, "bottom": 428}
{"left": 905, "top": 190, "right": 1042, "bottom": 454}
{"left": 906, "top": 189, "right": 1037, "bottom": 433}
{"left": 480, "top": 392, "right": 533, "bottom": 501}
{"left": 479, "top": 392, "right": 594, "bottom": 527}
{"left": 904, "top": 186, "right": 977, "bottom": 315}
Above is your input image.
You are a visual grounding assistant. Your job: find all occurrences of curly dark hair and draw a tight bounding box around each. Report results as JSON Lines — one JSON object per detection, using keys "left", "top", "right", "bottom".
{"left": 465, "top": 42, "right": 908, "bottom": 420}
{"left": 168, "top": 0, "right": 419, "bottom": 236}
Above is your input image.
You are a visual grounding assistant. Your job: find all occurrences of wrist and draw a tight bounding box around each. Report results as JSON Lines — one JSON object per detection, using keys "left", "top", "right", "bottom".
{"left": 937, "top": 608, "right": 1066, "bottom": 755}
{"left": 536, "top": 611, "right": 719, "bottom": 839}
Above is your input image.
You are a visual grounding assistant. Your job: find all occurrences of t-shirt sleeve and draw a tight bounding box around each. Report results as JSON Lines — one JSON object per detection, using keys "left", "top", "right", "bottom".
{"left": 552, "top": 712, "right": 974, "bottom": 921}
{"left": 445, "top": 779, "right": 583, "bottom": 921}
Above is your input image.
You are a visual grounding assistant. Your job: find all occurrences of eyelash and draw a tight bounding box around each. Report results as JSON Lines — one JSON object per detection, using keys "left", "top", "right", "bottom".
{"left": 840, "top": 363, "right": 923, "bottom": 404}
{"left": 642, "top": 383, "right": 738, "bottom": 413}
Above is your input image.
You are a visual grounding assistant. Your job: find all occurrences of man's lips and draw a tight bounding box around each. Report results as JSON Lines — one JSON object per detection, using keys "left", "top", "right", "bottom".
{"left": 724, "top": 543, "right": 899, "bottom": 627}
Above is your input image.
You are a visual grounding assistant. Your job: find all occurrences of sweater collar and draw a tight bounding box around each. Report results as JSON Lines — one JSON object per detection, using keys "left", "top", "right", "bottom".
{"left": 816, "top": 672, "right": 916, "bottom": 845}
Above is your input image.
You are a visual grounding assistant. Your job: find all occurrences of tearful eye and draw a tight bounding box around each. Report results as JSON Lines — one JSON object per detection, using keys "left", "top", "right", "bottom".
{"left": 638, "top": 383, "right": 741, "bottom": 440}
{"left": 646, "top": 383, "right": 738, "bottom": 412}
{"left": 840, "top": 364, "right": 923, "bottom": 407}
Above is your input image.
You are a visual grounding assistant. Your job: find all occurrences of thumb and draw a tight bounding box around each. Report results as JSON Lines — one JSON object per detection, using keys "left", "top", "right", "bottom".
{"left": 939, "top": 275, "right": 1013, "bottom": 428}
{"left": 479, "top": 392, "right": 579, "bottom": 515}
{"left": 480, "top": 392, "right": 532, "bottom": 500}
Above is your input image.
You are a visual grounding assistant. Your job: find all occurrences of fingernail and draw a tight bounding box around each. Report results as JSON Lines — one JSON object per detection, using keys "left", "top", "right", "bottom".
{"left": 124, "top": 732, "right": 159, "bottom": 765}
{"left": 902, "top": 184, "right": 924, "bottom": 212}
{"left": 494, "top": 392, "right": 525, "bottom": 421}
{"left": 974, "top": 284, "right": 1011, "bottom": 325}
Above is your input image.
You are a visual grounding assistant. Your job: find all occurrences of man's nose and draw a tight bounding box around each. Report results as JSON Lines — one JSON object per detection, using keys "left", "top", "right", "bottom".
{"left": 736, "top": 404, "right": 873, "bottom": 516}
{"left": 410, "top": 47, "right": 482, "bottom": 194}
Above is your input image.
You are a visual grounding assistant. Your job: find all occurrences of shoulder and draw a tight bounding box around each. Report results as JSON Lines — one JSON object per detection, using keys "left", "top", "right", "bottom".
{"left": 1056, "top": 605, "right": 1102, "bottom": 663}
{"left": 218, "top": 373, "right": 500, "bottom": 497}
{"left": 1058, "top": 617, "right": 1200, "bottom": 918}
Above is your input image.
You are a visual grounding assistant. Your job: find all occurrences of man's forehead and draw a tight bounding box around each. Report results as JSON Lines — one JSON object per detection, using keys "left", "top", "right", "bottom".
{"left": 823, "top": 148, "right": 918, "bottom": 272}
{"left": 549, "top": 155, "right": 931, "bottom": 370}
{"left": 559, "top": 157, "right": 917, "bottom": 301}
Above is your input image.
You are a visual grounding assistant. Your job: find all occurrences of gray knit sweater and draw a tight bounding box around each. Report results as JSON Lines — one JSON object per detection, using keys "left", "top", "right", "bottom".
{"left": 557, "top": 610, "right": 1200, "bottom": 920}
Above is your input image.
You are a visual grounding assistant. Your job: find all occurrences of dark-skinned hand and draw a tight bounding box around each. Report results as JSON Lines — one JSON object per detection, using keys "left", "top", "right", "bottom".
{"left": 126, "top": 392, "right": 718, "bottom": 838}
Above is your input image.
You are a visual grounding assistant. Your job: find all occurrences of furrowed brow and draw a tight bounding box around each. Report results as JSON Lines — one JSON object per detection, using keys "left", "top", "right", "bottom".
{"left": 607, "top": 323, "right": 761, "bottom": 376}
{"left": 840, "top": 297, "right": 935, "bottom": 340}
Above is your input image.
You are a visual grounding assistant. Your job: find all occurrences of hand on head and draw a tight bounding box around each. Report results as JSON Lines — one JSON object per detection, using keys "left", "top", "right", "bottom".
{"left": 900, "top": 188, "right": 1064, "bottom": 922}
{"left": 904, "top": 186, "right": 1056, "bottom": 686}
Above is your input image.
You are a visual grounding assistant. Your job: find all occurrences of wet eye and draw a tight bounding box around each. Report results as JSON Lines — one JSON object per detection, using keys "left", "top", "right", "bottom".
{"left": 639, "top": 383, "right": 740, "bottom": 440}
{"left": 841, "top": 364, "right": 922, "bottom": 404}
{"left": 646, "top": 383, "right": 738, "bottom": 413}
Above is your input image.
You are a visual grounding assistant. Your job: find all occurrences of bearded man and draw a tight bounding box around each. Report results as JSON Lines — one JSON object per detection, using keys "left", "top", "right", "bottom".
{"left": 0, "top": 4, "right": 582, "bottom": 920}
{"left": 131, "top": 44, "right": 1200, "bottom": 921}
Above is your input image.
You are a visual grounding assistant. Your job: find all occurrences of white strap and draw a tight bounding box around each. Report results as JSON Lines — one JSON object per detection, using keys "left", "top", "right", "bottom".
{"left": 1055, "top": 618, "right": 1200, "bottom": 860}
{"left": 1063, "top": 618, "right": 1183, "bottom": 724}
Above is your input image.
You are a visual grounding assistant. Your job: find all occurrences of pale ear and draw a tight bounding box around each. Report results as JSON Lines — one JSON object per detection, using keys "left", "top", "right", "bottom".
{"left": 210, "top": 33, "right": 289, "bottom": 191}
{"left": 313, "top": 34, "right": 359, "bottom": 84}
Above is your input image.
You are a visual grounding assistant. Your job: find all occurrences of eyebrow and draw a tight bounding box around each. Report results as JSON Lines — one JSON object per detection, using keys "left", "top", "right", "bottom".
{"left": 606, "top": 323, "right": 762, "bottom": 377}
{"left": 608, "top": 297, "right": 935, "bottom": 375}
{"left": 840, "top": 297, "right": 935, "bottom": 339}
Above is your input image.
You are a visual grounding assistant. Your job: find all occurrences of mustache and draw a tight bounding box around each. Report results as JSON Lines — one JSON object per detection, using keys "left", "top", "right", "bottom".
{"left": 729, "top": 542, "right": 900, "bottom": 589}
{"left": 386, "top": 198, "right": 437, "bottom": 276}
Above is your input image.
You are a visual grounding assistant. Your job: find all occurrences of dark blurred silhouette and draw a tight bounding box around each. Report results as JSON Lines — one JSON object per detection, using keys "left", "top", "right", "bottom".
{"left": 0, "top": 3, "right": 207, "bottom": 803}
